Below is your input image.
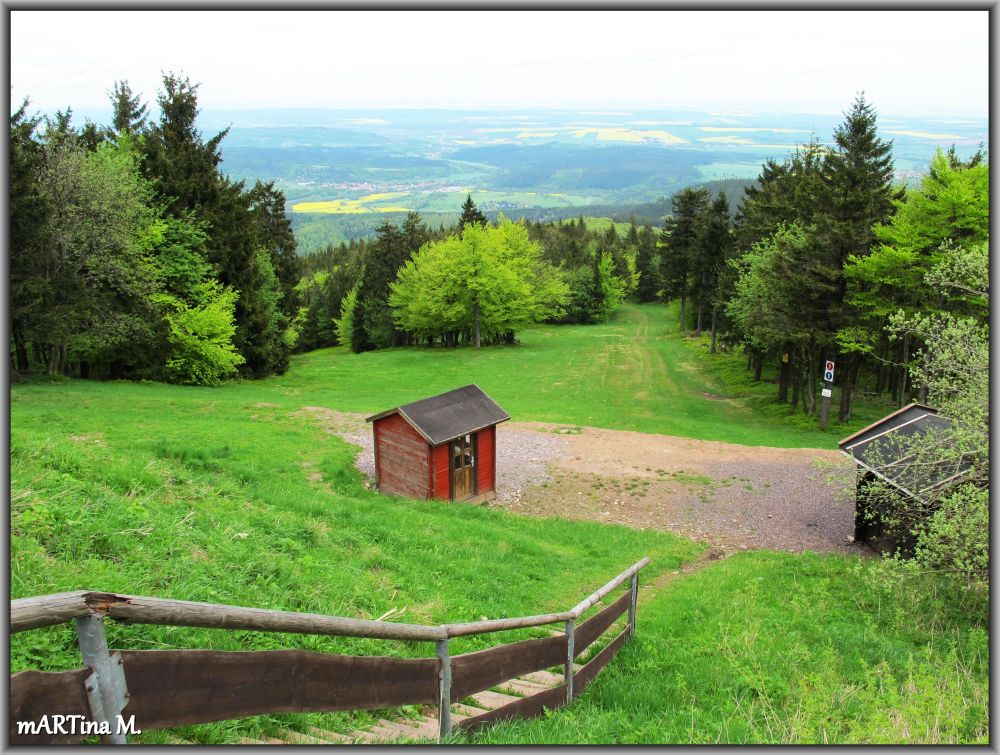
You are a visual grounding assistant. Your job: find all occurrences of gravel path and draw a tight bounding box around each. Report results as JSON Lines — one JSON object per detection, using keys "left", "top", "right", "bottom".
{"left": 299, "top": 407, "right": 858, "bottom": 554}
{"left": 297, "top": 407, "right": 567, "bottom": 500}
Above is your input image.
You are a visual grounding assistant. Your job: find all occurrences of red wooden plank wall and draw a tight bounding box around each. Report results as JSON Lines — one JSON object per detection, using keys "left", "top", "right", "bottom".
{"left": 477, "top": 426, "right": 495, "bottom": 494}
{"left": 431, "top": 443, "right": 450, "bottom": 500}
{"left": 373, "top": 414, "right": 431, "bottom": 499}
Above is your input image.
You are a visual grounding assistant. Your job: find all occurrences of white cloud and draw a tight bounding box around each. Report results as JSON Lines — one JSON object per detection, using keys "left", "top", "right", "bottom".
{"left": 10, "top": 9, "right": 989, "bottom": 116}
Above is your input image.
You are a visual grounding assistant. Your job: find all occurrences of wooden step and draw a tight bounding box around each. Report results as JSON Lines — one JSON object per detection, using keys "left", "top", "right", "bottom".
{"left": 276, "top": 729, "right": 336, "bottom": 745}
{"left": 305, "top": 726, "right": 353, "bottom": 743}
{"left": 501, "top": 678, "right": 550, "bottom": 695}
{"left": 469, "top": 690, "right": 521, "bottom": 709}
{"left": 378, "top": 717, "right": 440, "bottom": 741}
{"left": 237, "top": 736, "right": 285, "bottom": 745}
{"left": 453, "top": 702, "right": 489, "bottom": 717}
{"left": 520, "top": 669, "right": 564, "bottom": 686}
{"left": 348, "top": 726, "right": 399, "bottom": 744}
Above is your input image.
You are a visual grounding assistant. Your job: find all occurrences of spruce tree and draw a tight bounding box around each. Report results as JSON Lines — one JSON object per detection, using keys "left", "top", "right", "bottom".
{"left": 458, "top": 193, "right": 487, "bottom": 232}
{"left": 693, "top": 191, "right": 733, "bottom": 338}
{"left": 634, "top": 225, "right": 660, "bottom": 303}
{"left": 660, "top": 188, "right": 709, "bottom": 331}
{"left": 109, "top": 80, "right": 148, "bottom": 137}
{"left": 820, "top": 93, "right": 899, "bottom": 421}
{"left": 353, "top": 220, "right": 413, "bottom": 351}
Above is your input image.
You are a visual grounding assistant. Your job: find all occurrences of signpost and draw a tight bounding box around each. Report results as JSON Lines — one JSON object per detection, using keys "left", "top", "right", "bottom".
{"left": 819, "top": 360, "right": 834, "bottom": 429}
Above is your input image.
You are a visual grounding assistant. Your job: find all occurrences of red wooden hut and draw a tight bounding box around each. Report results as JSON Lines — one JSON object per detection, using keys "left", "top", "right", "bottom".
{"left": 365, "top": 384, "right": 510, "bottom": 502}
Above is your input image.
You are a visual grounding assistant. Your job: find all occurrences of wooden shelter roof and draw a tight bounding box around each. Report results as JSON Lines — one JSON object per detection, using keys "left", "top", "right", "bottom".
{"left": 366, "top": 384, "right": 510, "bottom": 446}
{"left": 838, "top": 403, "right": 967, "bottom": 501}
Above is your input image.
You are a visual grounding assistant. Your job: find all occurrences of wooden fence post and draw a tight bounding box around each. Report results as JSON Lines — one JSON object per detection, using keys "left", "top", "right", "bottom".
{"left": 75, "top": 616, "right": 128, "bottom": 744}
{"left": 628, "top": 573, "right": 638, "bottom": 638}
{"left": 564, "top": 618, "right": 575, "bottom": 704}
{"left": 436, "top": 638, "right": 452, "bottom": 741}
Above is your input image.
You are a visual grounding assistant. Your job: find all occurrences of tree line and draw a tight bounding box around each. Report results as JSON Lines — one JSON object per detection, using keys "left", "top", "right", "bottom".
{"left": 292, "top": 197, "right": 651, "bottom": 353}
{"left": 11, "top": 74, "right": 300, "bottom": 384}
{"left": 652, "top": 94, "right": 988, "bottom": 426}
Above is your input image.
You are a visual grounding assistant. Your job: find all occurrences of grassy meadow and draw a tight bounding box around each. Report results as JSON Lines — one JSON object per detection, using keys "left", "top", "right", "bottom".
{"left": 286, "top": 302, "right": 889, "bottom": 448}
{"left": 10, "top": 303, "right": 987, "bottom": 743}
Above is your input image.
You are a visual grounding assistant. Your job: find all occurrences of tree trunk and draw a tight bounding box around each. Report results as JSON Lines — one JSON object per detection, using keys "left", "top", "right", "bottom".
{"left": 838, "top": 354, "right": 856, "bottom": 423}
{"left": 45, "top": 344, "right": 65, "bottom": 376}
{"left": 790, "top": 373, "right": 800, "bottom": 414}
{"left": 709, "top": 305, "right": 718, "bottom": 354}
{"left": 802, "top": 347, "right": 816, "bottom": 415}
{"left": 79, "top": 361, "right": 90, "bottom": 380}
{"left": 753, "top": 350, "right": 764, "bottom": 382}
{"left": 678, "top": 294, "right": 686, "bottom": 333}
{"left": 12, "top": 326, "right": 29, "bottom": 372}
{"left": 473, "top": 301, "right": 481, "bottom": 348}
{"left": 919, "top": 350, "right": 930, "bottom": 404}
{"left": 695, "top": 297, "right": 704, "bottom": 337}
{"left": 777, "top": 346, "right": 791, "bottom": 403}
{"left": 898, "top": 333, "right": 910, "bottom": 408}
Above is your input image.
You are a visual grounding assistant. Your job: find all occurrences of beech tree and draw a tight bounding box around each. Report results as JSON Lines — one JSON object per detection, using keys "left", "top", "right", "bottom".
{"left": 389, "top": 219, "right": 569, "bottom": 347}
{"left": 861, "top": 242, "right": 988, "bottom": 599}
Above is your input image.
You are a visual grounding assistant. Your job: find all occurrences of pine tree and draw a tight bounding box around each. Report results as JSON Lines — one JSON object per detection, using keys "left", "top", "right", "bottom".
{"left": 458, "top": 193, "right": 487, "bottom": 232}
{"left": 660, "top": 188, "right": 709, "bottom": 331}
{"left": 9, "top": 99, "right": 49, "bottom": 372}
{"left": 820, "top": 93, "right": 899, "bottom": 421}
{"left": 353, "top": 220, "right": 413, "bottom": 351}
{"left": 109, "top": 80, "right": 148, "bottom": 137}
{"left": 634, "top": 225, "right": 660, "bottom": 303}
{"left": 248, "top": 180, "right": 299, "bottom": 318}
{"left": 694, "top": 192, "right": 733, "bottom": 340}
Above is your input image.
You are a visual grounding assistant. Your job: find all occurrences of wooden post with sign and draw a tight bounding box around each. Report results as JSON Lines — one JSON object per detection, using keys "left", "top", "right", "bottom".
{"left": 819, "top": 359, "right": 834, "bottom": 429}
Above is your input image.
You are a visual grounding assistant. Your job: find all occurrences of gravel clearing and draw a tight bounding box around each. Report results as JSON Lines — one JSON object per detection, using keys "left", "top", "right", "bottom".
{"left": 298, "top": 406, "right": 860, "bottom": 554}
{"left": 297, "top": 408, "right": 567, "bottom": 498}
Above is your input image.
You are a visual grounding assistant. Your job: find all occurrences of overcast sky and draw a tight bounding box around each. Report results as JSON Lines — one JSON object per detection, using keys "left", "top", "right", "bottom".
{"left": 10, "top": 10, "right": 990, "bottom": 116}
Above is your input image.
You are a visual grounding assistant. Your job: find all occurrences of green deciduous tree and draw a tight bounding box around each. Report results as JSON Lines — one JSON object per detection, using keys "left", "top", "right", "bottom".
{"left": 390, "top": 219, "right": 569, "bottom": 346}
{"left": 32, "top": 134, "right": 161, "bottom": 377}
{"left": 861, "top": 242, "right": 988, "bottom": 604}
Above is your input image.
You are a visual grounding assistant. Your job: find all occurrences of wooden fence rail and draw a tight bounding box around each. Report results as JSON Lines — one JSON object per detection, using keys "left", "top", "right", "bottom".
{"left": 9, "top": 557, "right": 649, "bottom": 745}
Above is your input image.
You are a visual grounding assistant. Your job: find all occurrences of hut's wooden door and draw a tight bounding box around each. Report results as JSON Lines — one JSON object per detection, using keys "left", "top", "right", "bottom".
{"left": 450, "top": 433, "right": 477, "bottom": 500}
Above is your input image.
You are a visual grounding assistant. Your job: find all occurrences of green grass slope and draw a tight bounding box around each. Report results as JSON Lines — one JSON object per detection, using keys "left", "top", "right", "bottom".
{"left": 286, "top": 302, "right": 885, "bottom": 448}
{"left": 9, "top": 302, "right": 985, "bottom": 744}
{"left": 466, "top": 552, "right": 987, "bottom": 744}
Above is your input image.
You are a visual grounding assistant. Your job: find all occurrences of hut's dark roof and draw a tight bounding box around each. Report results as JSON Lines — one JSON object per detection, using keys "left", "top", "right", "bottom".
{"left": 838, "top": 404, "right": 966, "bottom": 500}
{"left": 366, "top": 384, "right": 510, "bottom": 446}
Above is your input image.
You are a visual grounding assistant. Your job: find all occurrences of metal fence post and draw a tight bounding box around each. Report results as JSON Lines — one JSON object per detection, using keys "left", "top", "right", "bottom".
{"left": 628, "top": 573, "right": 639, "bottom": 638}
{"left": 564, "top": 618, "right": 575, "bottom": 704}
{"left": 75, "top": 615, "right": 128, "bottom": 744}
{"left": 436, "top": 638, "right": 452, "bottom": 741}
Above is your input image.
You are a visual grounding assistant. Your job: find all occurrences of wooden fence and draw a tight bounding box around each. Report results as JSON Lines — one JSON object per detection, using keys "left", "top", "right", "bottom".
{"left": 9, "top": 558, "right": 649, "bottom": 744}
